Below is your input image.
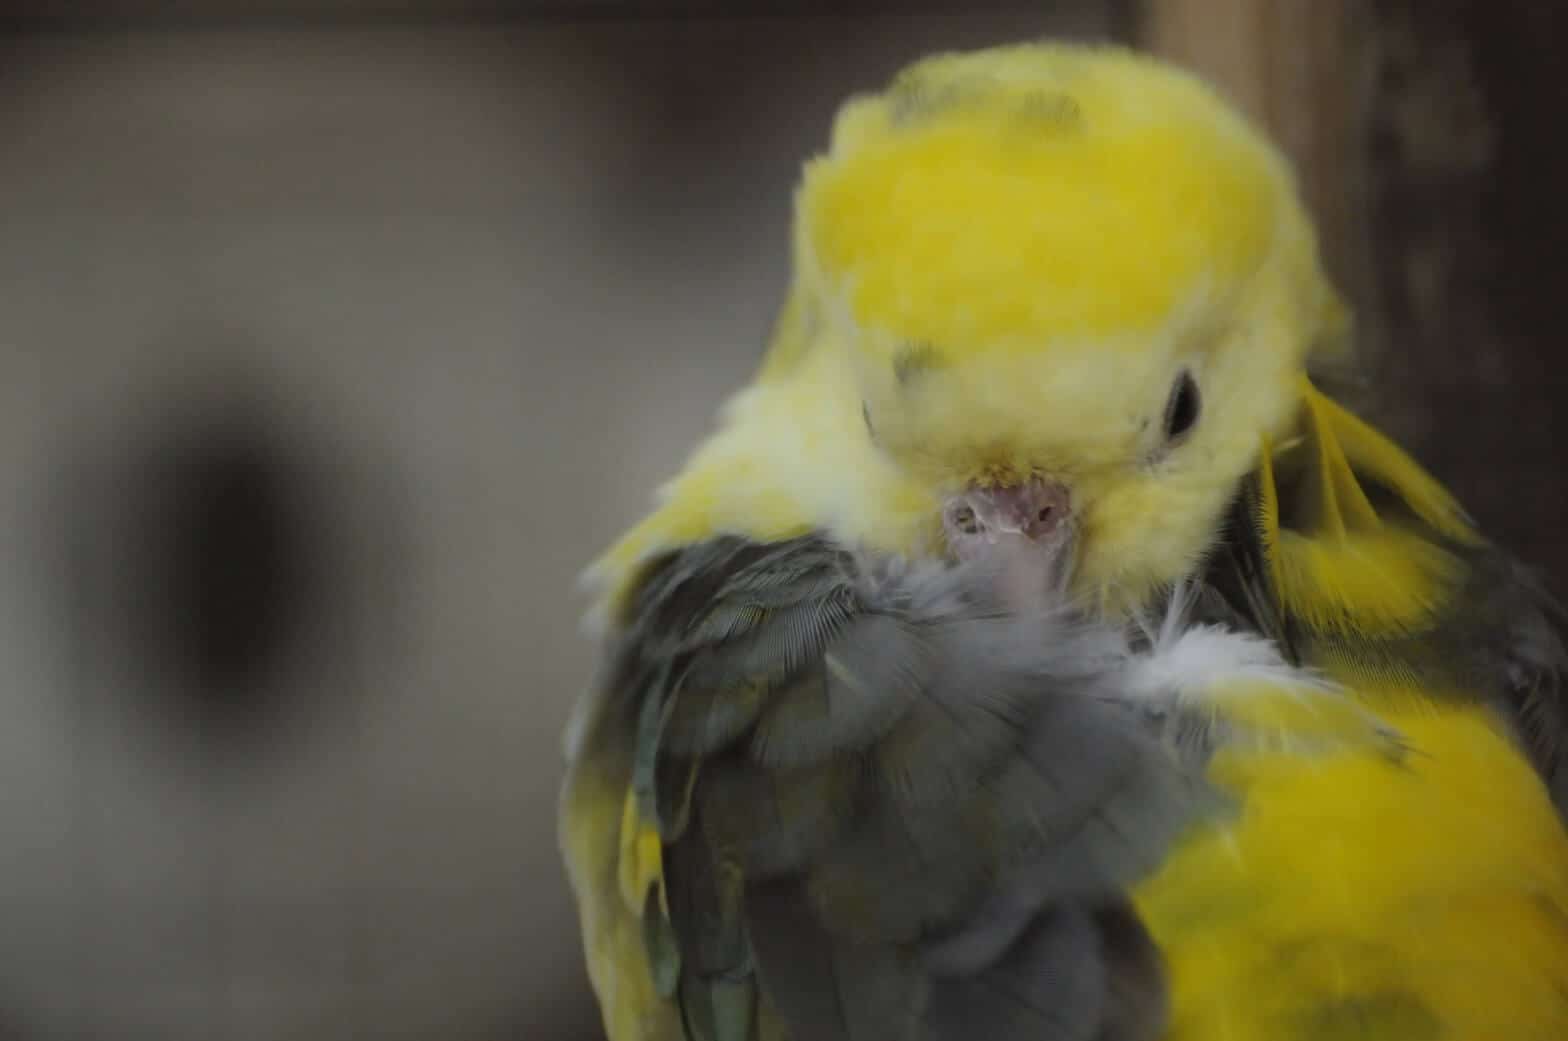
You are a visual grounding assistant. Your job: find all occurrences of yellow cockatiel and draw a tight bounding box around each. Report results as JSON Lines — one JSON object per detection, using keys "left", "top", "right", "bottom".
{"left": 561, "top": 42, "right": 1568, "bottom": 1041}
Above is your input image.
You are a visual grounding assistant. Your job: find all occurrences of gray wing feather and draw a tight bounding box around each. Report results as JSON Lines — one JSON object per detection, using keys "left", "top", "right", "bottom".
{"left": 920, "top": 905, "right": 1106, "bottom": 1041}
{"left": 1483, "top": 556, "right": 1568, "bottom": 809}
{"left": 594, "top": 535, "right": 1215, "bottom": 1041}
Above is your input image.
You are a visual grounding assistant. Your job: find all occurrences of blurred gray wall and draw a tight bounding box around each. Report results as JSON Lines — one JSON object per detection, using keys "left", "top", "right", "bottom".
{"left": 0, "top": 8, "right": 1115, "bottom": 1039}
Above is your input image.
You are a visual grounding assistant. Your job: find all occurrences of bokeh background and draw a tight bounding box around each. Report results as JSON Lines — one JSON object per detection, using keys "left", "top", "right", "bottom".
{"left": 0, "top": 2, "right": 1560, "bottom": 1039}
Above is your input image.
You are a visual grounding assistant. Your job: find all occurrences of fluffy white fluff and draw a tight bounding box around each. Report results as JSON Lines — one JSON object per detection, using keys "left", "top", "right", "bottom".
{"left": 1122, "top": 581, "right": 1332, "bottom": 705}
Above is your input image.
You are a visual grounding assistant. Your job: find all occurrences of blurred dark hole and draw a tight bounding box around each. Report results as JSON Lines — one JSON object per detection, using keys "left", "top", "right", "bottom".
{"left": 124, "top": 398, "right": 326, "bottom": 735}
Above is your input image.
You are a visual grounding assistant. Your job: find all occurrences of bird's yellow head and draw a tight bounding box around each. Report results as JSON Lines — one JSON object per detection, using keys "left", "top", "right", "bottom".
{"left": 794, "top": 42, "right": 1348, "bottom": 610}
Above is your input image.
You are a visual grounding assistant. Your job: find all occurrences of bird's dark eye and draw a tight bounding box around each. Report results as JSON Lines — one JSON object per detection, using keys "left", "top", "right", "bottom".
{"left": 1162, "top": 371, "right": 1201, "bottom": 442}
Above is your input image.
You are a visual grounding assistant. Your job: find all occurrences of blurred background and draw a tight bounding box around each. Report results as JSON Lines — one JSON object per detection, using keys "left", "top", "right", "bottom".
{"left": 0, "top": 1, "right": 1560, "bottom": 1039}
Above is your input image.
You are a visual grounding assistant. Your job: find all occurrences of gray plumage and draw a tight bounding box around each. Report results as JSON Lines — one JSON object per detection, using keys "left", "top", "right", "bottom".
{"left": 581, "top": 533, "right": 1318, "bottom": 1041}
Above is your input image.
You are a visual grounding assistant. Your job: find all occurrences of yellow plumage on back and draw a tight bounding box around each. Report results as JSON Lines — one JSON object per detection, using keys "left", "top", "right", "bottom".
{"left": 1141, "top": 703, "right": 1568, "bottom": 1041}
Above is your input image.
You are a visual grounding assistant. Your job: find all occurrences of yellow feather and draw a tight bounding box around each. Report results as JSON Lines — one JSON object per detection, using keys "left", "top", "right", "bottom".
{"left": 1298, "top": 379, "right": 1381, "bottom": 538}
{"left": 583, "top": 343, "right": 943, "bottom": 621}
{"left": 1303, "top": 381, "right": 1480, "bottom": 546}
{"left": 618, "top": 787, "right": 665, "bottom": 915}
{"left": 1261, "top": 384, "right": 1474, "bottom": 637}
{"left": 1272, "top": 528, "right": 1467, "bottom": 638}
{"left": 561, "top": 751, "right": 686, "bottom": 1041}
{"left": 1202, "top": 673, "right": 1396, "bottom": 757}
{"left": 1136, "top": 702, "right": 1568, "bottom": 1041}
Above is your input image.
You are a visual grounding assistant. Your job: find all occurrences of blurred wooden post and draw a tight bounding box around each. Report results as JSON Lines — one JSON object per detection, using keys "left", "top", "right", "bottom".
{"left": 1139, "top": 0, "right": 1369, "bottom": 332}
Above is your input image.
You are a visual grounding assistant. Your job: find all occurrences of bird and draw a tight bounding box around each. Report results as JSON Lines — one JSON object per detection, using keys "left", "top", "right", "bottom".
{"left": 560, "top": 41, "right": 1568, "bottom": 1041}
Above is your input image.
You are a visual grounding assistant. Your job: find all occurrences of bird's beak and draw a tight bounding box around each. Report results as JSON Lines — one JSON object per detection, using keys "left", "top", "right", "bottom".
{"left": 942, "top": 477, "right": 1076, "bottom": 607}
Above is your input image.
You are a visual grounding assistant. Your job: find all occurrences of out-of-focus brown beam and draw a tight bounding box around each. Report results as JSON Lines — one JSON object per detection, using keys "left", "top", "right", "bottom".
{"left": 1139, "top": 0, "right": 1367, "bottom": 319}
